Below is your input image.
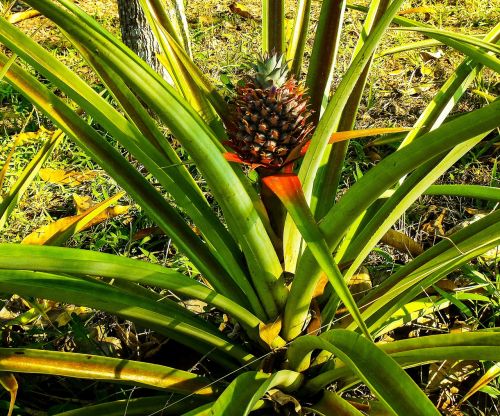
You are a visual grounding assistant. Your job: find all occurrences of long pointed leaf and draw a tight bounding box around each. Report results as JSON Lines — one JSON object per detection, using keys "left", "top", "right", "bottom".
{"left": 0, "top": 269, "right": 254, "bottom": 366}
{"left": 263, "top": 174, "right": 370, "bottom": 339}
{"left": 0, "top": 244, "right": 271, "bottom": 343}
{"left": 0, "top": 349, "right": 216, "bottom": 395}
{"left": 209, "top": 370, "right": 303, "bottom": 415}
{"left": 288, "top": 329, "right": 440, "bottom": 415}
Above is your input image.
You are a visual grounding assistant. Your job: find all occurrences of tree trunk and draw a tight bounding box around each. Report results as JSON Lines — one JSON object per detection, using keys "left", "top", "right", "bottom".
{"left": 116, "top": 0, "right": 169, "bottom": 79}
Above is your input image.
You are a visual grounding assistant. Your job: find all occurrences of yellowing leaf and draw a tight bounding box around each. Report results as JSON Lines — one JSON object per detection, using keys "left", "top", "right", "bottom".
{"left": 459, "top": 363, "right": 500, "bottom": 405}
{"left": 7, "top": 9, "right": 41, "bottom": 24}
{"left": 22, "top": 192, "right": 128, "bottom": 245}
{"left": 39, "top": 168, "right": 98, "bottom": 186}
{"left": 472, "top": 89, "right": 496, "bottom": 103}
{"left": 258, "top": 316, "right": 282, "bottom": 348}
{"left": 0, "top": 129, "right": 47, "bottom": 189}
{"left": 388, "top": 68, "right": 406, "bottom": 76}
{"left": 329, "top": 127, "right": 412, "bottom": 143}
{"left": 0, "top": 373, "right": 17, "bottom": 416}
{"left": 420, "top": 65, "right": 434, "bottom": 76}
{"left": 348, "top": 266, "right": 372, "bottom": 301}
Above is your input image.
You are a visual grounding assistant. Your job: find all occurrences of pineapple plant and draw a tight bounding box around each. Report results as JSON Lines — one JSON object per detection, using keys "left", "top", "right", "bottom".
{"left": 1, "top": 0, "right": 500, "bottom": 414}
{"left": 227, "top": 53, "right": 313, "bottom": 169}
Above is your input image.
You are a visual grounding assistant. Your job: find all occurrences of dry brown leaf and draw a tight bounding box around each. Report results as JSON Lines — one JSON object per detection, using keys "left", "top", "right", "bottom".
{"left": 229, "top": 2, "right": 256, "bottom": 20}
{"left": 312, "top": 273, "right": 329, "bottom": 298}
{"left": 268, "top": 389, "right": 301, "bottom": 413}
{"left": 398, "top": 6, "right": 435, "bottom": 15}
{"left": 258, "top": 316, "right": 282, "bottom": 348}
{"left": 459, "top": 363, "right": 500, "bottom": 406}
{"left": 381, "top": 229, "right": 424, "bottom": 257}
{"left": 39, "top": 167, "right": 98, "bottom": 187}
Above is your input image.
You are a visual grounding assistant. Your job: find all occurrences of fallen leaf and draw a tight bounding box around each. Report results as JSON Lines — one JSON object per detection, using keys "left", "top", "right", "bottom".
{"left": 420, "top": 49, "right": 444, "bottom": 62}
{"left": 420, "top": 65, "right": 434, "bottom": 76}
{"left": 7, "top": 9, "right": 41, "bottom": 24}
{"left": 422, "top": 207, "right": 447, "bottom": 236}
{"left": 405, "top": 83, "right": 433, "bottom": 95}
{"left": 427, "top": 360, "right": 478, "bottom": 392}
{"left": 229, "top": 2, "right": 256, "bottom": 20}
{"left": 398, "top": 6, "right": 434, "bottom": 17}
{"left": 39, "top": 167, "right": 98, "bottom": 187}
{"left": 132, "top": 226, "right": 163, "bottom": 241}
{"left": 381, "top": 229, "right": 424, "bottom": 256}
{"left": 388, "top": 68, "right": 406, "bottom": 76}
{"left": 73, "top": 194, "right": 94, "bottom": 214}
{"left": 22, "top": 192, "right": 128, "bottom": 245}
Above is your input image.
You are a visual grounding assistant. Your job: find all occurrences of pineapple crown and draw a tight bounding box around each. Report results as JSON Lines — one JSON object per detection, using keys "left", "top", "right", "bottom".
{"left": 250, "top": 53, "right": 290, "bottom": 89}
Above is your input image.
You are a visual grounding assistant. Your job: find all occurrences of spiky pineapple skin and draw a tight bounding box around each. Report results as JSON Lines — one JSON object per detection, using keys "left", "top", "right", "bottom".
{"left": 228, "top": 55, "right": 313, "bottom": 169}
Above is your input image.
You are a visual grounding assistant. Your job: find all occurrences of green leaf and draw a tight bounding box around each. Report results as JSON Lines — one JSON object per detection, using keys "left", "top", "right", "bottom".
{"left": 284, "top": 99, "right": 500, "bottom": 340}
{"left": 286, "top": 0, "right": 312, "bottom": 77}
{"left": 311, "top": 390, "right": 365, "bottom": 416}
{"left": 54, "top": 396, "right": 206, "bottom": 416}
{"left": 288, "top": 329, "right": 440, "bottom": 415}
{"left": 393, "top": 26, "right": 500, "bottom": 56}
{"left": 262, "top": 0, "right": 285, "bottom": 54}
{"left": 307, "top": 331, "right": 500, "bottom": 392}
{"left": 209, "top": 370, "right": 303, "bottom": 415}
{"left": 355, "top": 209, "right": 500, "bottom": 333}
{"left": 18, "top": 0, "right": 286, "bottom": 317}
{"left": 0, "top": 269, "right": 254, "bottom": 367}
{"left": 263, "top": 174, "right": 370, "bottom": 339}
{"left": 0, "top": 244, "right": 265, "bottom": 335}
{"left": 424, "top": 184, "right": 500, "bottom": 201}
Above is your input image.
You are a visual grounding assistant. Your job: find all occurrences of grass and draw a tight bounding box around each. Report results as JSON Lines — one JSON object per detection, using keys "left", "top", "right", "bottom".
{"left": 0, "top": 0, "right": 499, "bottom": 414}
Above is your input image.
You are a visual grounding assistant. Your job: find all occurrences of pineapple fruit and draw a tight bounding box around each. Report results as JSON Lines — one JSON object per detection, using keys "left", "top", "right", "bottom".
{"left": 227, "top": 54, "right": 313, "bottom": 170}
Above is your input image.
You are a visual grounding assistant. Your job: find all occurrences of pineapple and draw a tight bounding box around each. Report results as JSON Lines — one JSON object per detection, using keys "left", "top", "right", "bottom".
{"left": 227, "top": 54, "right": 313, "bottom": 170}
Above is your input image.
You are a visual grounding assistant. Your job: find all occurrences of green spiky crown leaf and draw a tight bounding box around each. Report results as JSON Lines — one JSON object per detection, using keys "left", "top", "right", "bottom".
{"left": 251, "top": 53, "right": 289, "bottom": 89}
